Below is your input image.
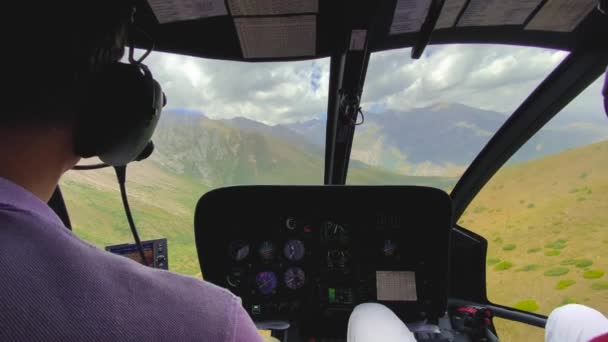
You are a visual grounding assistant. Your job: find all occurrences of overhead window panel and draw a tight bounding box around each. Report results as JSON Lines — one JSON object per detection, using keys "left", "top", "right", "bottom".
{"left": 147, "top": 0, "right": 228, "bottom": 24}
{"left": 458, "top": 0, "right": 543, "bottom": 27}
{"left": 436, "top": 0, "right": 467, "bottom": 29}
{"left": 235, "top": 16, "right": 317, "bottom": 59}
{"left": 526, "top": 0, "right": 597, "bottom": 32}
{"left": 390, "top": 0, "right": 432, "bottom": 34}
{"left": 228, "top": 0, "right": 318, "bottom": 16}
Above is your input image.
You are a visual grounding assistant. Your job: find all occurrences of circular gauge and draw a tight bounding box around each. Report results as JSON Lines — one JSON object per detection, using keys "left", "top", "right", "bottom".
{"left": 226, "top": 269, "right": 245, "bottom": 288}
{"left": 258, "top": 241, "right": 275, "bottom": 261}
{"left": 285, "top": 217, "right": 297, "bottom": 230}
{"left": 255, "top": 271, "right": 278, "bottom": 295}
{"left": 323, "top": 221, "right": 349, "bottom": 243}
{"left": 229, "top": 241, "right": 250, "bottom": 262}
{"left": 284, "top": 267, "right": 306, "bottom": 290}
{"left": 283, "top": 240, "right": 305, "bottom": 261}
{"left": 383, "top": 240, "right": 398, "bottom": 257}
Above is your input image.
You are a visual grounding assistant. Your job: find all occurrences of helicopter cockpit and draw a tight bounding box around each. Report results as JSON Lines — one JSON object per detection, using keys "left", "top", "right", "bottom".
{"left": 33, "top": 0, "right": 608, "bottom": 341}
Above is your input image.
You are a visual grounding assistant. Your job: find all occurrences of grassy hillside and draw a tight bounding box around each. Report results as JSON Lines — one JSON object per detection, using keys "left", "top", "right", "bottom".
{"left": 459, "top": 139, "right": 608, "bottom": 340}
{"left": 62, "top": 161, "right": 208, "bottom": 276}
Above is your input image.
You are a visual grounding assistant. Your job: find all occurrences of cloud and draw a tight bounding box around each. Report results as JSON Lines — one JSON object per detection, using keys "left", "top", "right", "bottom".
{"left": 144, "top": 52, "right": 329, "bottom": 125}
{"left": 361, "top": 44, "right": 568, "bottom": 114}
{"left": 142, "top": 44, "right": 578, "bottom": 125}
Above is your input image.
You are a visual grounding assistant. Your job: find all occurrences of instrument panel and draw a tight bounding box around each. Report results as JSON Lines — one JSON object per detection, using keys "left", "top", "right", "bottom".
{"left": 106, "top": 238, "right": 168, "bottom": 269}
{"left": 195, "top": 186, "right": 452, "bottom": 338}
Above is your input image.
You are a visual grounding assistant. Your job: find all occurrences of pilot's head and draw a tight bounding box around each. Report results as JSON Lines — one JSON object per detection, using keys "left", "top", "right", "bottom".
{"left": 4, "top": 1, "right": 131, "bottom": 125}
{"left": 0, "top": 1, "right": 133, "bottom": 200}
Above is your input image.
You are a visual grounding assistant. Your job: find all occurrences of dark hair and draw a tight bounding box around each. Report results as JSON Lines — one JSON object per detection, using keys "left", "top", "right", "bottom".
{"left": 2, "top": 1, "right": 133, "bottom": 125}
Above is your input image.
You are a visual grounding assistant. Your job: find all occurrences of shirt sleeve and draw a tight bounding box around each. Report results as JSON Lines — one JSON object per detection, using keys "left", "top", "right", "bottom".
{"left": 233, "top": 302, "right": 263, "bottom": 342}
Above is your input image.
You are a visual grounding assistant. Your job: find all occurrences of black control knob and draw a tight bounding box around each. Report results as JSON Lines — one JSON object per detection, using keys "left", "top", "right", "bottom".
{"left": 156, "top": 255, "right": 166, "bottom": 267}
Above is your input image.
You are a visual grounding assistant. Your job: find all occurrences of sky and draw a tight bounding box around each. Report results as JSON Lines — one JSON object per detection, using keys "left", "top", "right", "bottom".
{"left": 142, "top": 44, "right": 605, "bottom": 125}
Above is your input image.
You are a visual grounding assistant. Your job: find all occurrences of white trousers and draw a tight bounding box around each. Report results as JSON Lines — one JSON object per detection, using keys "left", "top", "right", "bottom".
{"left": 347, "top": 303, "right": 417, "bottom": 342}
{"left": 546, "top": 304, "right": 608, "bottom": 342}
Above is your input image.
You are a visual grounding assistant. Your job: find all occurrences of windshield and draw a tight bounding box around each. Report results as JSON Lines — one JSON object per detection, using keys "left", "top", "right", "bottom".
{"left": 62, "top": 44, "right": 571, "bottom": 277}
{"left": 347, "top": 44, "right": 568, "bottom": 189}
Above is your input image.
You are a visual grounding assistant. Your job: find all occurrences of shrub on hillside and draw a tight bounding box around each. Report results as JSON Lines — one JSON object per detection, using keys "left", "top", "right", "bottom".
{"left": 583, "top": 270, "right": 605, "bottom": 279}
{"left": 556, "top": 279, "right": 576, "bottom": 290}
{"left": 576, "top": 259, "right": 593, "bottom": 268}
{"left": 514, "top": 300, "right": 539, "bottom": 312}
{"left": 502, "top": 244, "right": 516, "bottom": 251}
{"left": 493, "top": 261, "right": 513, "bottom": 271}
{"left": 544, "top": 267, "right": 569, "bottom": 277}
{"left": 517, "top": 264, "right": 539, "bottom": 272}
{"left": 486, "top": 258, "right": 501, "bottom": 266}
{"left": 591, "top": 282, "right": 608, "bottom": 290}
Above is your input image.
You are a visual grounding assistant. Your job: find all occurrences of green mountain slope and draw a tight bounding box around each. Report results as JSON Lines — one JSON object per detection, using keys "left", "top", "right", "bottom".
{"left": 459, "top": 139, "right": 608, "bottom": 340}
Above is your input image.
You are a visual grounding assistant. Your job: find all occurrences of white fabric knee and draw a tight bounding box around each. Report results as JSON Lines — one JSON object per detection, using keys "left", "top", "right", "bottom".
{"left": 545, "top": 304, "right": 608, "bottom": 342}
{"left": 347, "top": 303, "right": 416, "bottom": 342}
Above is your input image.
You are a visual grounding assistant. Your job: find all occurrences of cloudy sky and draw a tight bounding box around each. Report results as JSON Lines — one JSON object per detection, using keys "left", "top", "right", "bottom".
{"left": 143, "top": 44, "right": 605, "bottom": 125}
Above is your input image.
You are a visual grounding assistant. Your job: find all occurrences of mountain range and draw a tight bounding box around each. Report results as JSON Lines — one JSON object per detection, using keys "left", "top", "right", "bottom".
{"left": 151, "top": 110, "right": 455, "bottom": 190}
{"left": 200, "top": 102, "right": 608, "bottom": 177}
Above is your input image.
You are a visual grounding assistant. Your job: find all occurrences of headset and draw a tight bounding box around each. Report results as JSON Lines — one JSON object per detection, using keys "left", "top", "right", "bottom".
{"left": 72, "top": 3, "right": 165, "bottom": 167}
{"left": 73, "top": 56, "right": 165, "bottom": 166}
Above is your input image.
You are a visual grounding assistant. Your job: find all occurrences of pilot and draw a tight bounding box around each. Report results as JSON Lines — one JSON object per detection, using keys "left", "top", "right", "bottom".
{"left": 0, "top": 2, "right": 262, "bottom": 341}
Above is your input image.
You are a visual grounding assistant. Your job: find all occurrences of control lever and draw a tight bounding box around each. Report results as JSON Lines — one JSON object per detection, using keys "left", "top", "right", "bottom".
{"left": 450, "top": 306, "right": 497, "bottom": 341}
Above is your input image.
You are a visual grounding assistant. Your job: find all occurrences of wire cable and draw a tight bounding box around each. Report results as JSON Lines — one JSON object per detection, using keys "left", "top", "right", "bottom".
{"left": 115, "top": 165, "right": 148, "bottom": 266}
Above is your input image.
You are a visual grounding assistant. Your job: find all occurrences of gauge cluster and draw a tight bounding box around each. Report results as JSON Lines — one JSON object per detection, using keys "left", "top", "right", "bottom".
{"left": 195, "top": 186, "right": 452, "bottom": 338}
{"left": 218, "top": 216, "right": 319, "bottom": 320}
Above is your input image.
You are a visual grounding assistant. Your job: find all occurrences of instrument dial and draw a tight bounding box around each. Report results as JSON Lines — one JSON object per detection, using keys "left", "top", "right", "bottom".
{"left": 258, "top": 241, "right": 275, "bottom": 261}
{"left": 255, "top": 271, "right": 278, "bottom": 295}
{"left": 227, "top": 269, "right": 244, "bottom": 288}
{"left": 284, "top": 267, "right": 306, "bottom": 290}
{"left": 283, "top": 240, "right": 305, "bottom": 261}
{"left": 285, "top": 217, "right": 297, "bottom": 230}
{"left": 229, "top": 241, "right": 250, "bottom": 262}
{"left": 383, "top": 239, "right": 398, "bottom": 257}
{"left": 323, "top": 221, "right": 349, "bottom": 243}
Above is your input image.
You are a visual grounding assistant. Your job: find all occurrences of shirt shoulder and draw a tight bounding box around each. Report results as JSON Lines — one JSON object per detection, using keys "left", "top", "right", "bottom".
{"left": 0, "top": 205, "right": 259, "bottom": 341}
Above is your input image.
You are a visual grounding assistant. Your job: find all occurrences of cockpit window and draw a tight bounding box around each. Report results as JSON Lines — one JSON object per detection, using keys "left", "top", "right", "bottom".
{"left": 347, "top": 44, "right": 567, "bottom": 189}
{"left": 459, "top": 76, "right": 608, "bottom": 338}
{"left": 62, "top": 53, "right": 330, "bottom": 276}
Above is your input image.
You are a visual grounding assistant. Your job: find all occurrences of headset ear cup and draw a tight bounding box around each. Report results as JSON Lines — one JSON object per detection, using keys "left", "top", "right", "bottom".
{"left": 74, "top": 62, "right": 163, "bottom": 166}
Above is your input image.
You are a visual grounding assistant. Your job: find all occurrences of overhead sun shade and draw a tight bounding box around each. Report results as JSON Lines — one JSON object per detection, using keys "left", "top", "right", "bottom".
{"left": 147, "top": 0, "right": 228, "bottom": 24}
{"left": 526, "top": 0, "right": 597, "bottom": 32}
{"left": 390, "top": 0, "right": 432, "bottom": 34}
{"left": 228, "top": 0, "right": 319, "bottom": 16}
{"left": 458, "top": 0, "right": 543, "bottom": 26}
{"left": 235, "top": 16, "right": 317, "bottom": 59}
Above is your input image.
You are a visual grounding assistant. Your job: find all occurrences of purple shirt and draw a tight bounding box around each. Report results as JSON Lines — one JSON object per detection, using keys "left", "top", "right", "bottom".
{"left": 0, "top": 177, "right": 262, "bottom": 342}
